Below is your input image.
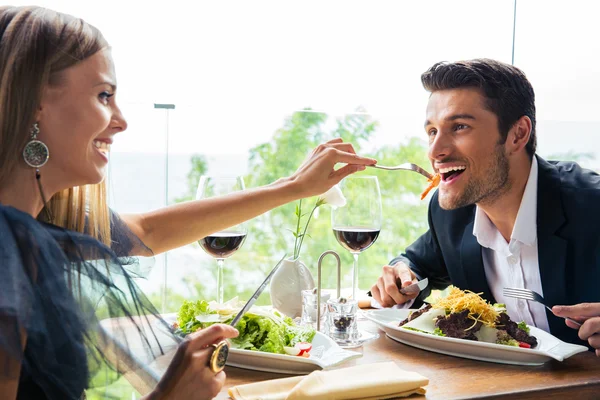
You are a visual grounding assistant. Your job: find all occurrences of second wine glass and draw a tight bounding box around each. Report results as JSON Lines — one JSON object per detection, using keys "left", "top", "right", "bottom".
{"left": 331, "top": 176, "right": 382, "bottom": 300}
{"left": 196, "top": 175, "right": 247, "bottom": 304}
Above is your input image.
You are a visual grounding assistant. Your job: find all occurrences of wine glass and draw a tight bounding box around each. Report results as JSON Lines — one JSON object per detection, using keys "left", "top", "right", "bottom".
{"left": 331, "top": 176, "right": 382, "bottom": 300}
{"left": 196, "top": 175, "right": 247, "bottom": 304}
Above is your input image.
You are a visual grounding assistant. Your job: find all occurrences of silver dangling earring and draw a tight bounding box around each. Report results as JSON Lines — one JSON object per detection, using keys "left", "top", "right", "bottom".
{"left": 23, "top": 122, "right": 49, "bottom": 168}
{"left": 23, "top": 122, "right": 53, "bottom": 222}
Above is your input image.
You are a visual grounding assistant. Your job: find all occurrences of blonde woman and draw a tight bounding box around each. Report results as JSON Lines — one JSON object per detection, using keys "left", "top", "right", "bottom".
{"left": 0, "top": 6, "right": 376, "bottom": 400}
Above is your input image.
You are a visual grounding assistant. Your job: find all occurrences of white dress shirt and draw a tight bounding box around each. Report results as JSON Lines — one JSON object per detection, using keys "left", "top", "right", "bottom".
{"left": 473, "top": 157, "right": 550, "bottom": 332}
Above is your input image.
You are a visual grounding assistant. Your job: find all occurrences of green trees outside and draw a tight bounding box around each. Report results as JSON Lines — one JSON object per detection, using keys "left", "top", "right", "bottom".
{"left": 174, "top": 154, "right": 209, "bottom": 203}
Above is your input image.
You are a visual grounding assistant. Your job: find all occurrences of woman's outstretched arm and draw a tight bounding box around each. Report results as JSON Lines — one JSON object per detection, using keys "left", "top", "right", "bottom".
{"left": 121, "top": 139, "right": 376, "bottom": 255}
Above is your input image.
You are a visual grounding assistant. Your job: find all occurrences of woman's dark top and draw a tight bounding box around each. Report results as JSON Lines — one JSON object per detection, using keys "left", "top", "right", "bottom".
{"left": 0, "top": 204, "right": 168, "bottom": 399}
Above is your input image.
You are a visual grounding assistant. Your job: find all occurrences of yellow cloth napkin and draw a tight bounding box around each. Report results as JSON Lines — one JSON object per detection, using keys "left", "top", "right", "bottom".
{"left": 228, "top": 362, "right": 428, "bottom": 400}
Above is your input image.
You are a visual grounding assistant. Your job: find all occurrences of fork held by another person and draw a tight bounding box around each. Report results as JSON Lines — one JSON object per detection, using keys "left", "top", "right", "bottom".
{"left": 370, "top": 58, "right": 600, "bottom": 355}
{"left": 553, "top": 304, "right": 600, "bottom": 357}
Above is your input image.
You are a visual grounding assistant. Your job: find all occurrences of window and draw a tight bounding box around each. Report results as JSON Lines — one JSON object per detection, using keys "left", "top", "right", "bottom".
{"left": 514, "top": 0, "right": 600, "bottom": 169}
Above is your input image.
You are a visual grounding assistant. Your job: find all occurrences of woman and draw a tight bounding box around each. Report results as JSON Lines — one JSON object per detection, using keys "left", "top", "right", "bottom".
{"left": 0, "top": 6, "right": 376, "bottom": 400}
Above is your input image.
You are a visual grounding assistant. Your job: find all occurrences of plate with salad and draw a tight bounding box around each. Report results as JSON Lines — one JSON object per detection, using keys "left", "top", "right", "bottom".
{"left": 364, "top": 286, "right": 587, "bottom": 366}
{"left": 165, "top": 298, "right": 361, "bottom": 374}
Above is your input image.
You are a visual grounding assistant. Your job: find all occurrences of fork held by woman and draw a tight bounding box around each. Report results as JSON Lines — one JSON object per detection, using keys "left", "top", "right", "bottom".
{"left": 368, "top": 163, "right": 433, "bottom": 180}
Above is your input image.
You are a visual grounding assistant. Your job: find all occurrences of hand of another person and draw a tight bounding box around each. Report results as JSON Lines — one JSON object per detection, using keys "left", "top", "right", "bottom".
{"left": 288, "top": 138, "right": 377, "bottom": 198}
{"left": 370, "top": 261, "right": 419, "bottom": 307}
{"left": 148, "top": 324, "right": 239, "bottom": 400}
{"left": 553, "top": 303, "right": 600, "bottom": 356}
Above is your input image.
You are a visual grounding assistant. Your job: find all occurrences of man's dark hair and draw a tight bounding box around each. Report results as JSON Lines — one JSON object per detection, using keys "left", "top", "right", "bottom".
{"left": 421, "top": 59, "right": 536, "bottom": 157}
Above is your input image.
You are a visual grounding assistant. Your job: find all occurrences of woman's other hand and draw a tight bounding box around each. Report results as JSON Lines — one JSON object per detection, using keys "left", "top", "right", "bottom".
{"left": 148, "top": 324, "right": 239, "bottom": 400}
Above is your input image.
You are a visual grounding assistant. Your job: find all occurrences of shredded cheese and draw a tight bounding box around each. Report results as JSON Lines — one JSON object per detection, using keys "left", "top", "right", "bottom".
{"left": 432, "top": 286, "right": 500, "bottom": 327}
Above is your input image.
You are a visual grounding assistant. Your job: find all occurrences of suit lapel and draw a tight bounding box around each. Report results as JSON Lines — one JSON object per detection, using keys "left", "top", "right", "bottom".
{"left": 460, "top": 213, "right": 496, "bottom": 303}
{"left": 536, "top": 157, "right": 568, "bottom": 335}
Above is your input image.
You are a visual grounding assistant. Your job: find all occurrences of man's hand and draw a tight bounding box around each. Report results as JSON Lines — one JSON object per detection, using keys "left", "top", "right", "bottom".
{"left": 553, "top": 303, "right": 600, "bottom": 356}
{"left": 370, "top": 261, "right": 419, "bottom": 307}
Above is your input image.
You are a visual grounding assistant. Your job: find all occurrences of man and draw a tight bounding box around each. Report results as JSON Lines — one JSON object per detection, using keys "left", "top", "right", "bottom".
{"left": 370, "top": 59, "right": 600, "bottom": 354}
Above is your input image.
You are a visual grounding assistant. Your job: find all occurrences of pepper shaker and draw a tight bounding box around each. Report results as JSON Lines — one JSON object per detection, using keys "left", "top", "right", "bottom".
{"left": 326, "top": 296, "right": 358, "bottom": 345}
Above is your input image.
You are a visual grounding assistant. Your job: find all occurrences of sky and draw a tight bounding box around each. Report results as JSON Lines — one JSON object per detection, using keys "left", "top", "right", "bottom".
{"left": 8, "top": 0, "right": 600, "bottom": 158}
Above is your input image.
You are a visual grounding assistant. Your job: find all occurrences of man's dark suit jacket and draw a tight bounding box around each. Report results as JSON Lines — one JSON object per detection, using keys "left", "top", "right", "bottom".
{"left": 391, "top": 156, "right": 600, "bottom": 348}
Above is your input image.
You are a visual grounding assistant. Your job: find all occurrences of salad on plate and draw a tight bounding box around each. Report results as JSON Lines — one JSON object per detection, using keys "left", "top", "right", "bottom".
{"left": 400, "top": 286, "right": 538, "bottom": 349}
{"left": 174, "top": 298, "right": 316, "bottom": 357}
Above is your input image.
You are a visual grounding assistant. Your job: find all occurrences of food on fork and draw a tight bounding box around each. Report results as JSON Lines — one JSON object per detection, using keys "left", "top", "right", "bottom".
{"left": 399, "top": 286, "right": 538, "bottom": 348}
{"left": 420, "top": 173, "right": 441, "bottom": 200}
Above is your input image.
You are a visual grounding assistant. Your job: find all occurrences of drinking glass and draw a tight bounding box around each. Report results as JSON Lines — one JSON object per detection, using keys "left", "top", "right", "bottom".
{"left": 331, "top": 176, "right": 382, "bottom": 300}
{"left": 196, "top": 176, "right": 247, "bottom": 304}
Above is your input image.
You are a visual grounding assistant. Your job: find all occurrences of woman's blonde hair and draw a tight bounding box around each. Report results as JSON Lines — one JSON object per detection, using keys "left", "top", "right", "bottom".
{"left": 0, "top": 6, "right": 111, "bottom": 245}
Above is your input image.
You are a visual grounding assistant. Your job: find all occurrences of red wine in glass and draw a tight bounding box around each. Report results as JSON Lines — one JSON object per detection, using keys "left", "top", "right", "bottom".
{"left": 332, "top": 227, "right": 380, "bottom": 253}
{"left": 331, "top": 176, "right": 382, "bottom": 300}
{"left": 196, "top": 175, "right": 246, "bottom": 304}
{"left": 199, "top": 232, "right": 247, "bottom": 258}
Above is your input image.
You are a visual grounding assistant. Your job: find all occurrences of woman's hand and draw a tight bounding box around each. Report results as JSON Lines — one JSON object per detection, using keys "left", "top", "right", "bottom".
{"left": 553, "top": 303, "right": 600, "bottom": 356}
{"left": 287, "top": 138, "right": 377, "bottom": 198}
{"left": 147, "top": 324, "right": 239, "bottom": 400}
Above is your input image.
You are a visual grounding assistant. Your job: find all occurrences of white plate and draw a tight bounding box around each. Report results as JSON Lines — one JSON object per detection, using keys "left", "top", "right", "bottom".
{"left": 226, "top": 331, "right": 362, "bottom": 374}
{"left": 364, "top": 308, "right": 588, "bottom": 366}
{"left": 162, "top": 314, "right": 362, "bottom": 374}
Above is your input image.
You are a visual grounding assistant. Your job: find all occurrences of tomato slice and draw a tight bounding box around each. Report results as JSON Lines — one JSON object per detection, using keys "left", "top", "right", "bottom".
{"left": 297, "top": 342, "right": 312, "bottom": 355}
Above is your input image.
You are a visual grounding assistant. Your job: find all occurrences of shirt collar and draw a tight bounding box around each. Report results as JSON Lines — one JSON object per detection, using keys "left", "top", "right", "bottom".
{"left": 473, "top": 157, "right": 538, "bottom": 249}
{"left": 512, "top": 156, "right": 538, "bottom": 246}
{"left": 473, "top": 203, "right": 499, "bottom": 250}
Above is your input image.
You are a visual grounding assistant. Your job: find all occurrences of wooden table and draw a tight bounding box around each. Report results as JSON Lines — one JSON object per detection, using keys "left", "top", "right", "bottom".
{"left": 99, "top": 315, "right": 600, "bottom": 399}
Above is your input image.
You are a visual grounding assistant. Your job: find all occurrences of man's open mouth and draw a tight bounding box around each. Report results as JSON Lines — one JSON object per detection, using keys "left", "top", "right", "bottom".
{"left": 438, "top": 166, "right": 466, "bottom": 182}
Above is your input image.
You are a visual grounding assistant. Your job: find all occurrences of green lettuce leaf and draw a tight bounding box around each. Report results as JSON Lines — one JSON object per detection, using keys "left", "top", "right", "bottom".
{"left": 175, "top": 301, "right": 315, "bottom": 355}
{"left": 517, "top": 321, "right": 530, "bottom": 333}
{"left": 433, "top": 327, "right": 446, "bottom": 337}
{"left": 177, "top": 300, "right": 216, "bottom": 334}
{"left": 286, "top": 324, "right": 317, "bottom": 346}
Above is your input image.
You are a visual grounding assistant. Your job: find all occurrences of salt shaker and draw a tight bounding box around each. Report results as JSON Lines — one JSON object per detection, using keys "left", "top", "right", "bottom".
{"left": 301, "top": 288, "right": 330, "bottom": 329}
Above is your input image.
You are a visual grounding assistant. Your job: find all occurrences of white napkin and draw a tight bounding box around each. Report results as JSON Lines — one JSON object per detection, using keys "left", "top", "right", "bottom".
{"left": 228, "top": 361, "right": 428, "bottom": 400}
